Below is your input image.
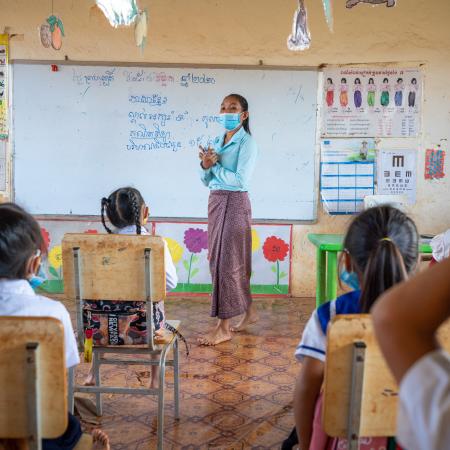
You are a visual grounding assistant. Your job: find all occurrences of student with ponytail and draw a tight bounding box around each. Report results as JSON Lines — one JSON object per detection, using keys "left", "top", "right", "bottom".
{"left": 84, "top": 187, "right": 177, "bottom": 388}
{"left": 285, "top": 206, "right": 419, "bottom": 450}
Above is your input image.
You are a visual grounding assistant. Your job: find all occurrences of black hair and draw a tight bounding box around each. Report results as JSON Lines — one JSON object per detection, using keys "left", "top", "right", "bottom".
{"left": 101, "top": 187, "right": 145, "bottom": 235}
{"left": 368, "top": 78, "right": 374, "bottom": 84}
{"left": 341, "top": 78, "right": 347, "bottom": 83}
{"left": 355, "top": 78, "right": 361, "bottom": 84}
{"left": 0, "top": 203, "right": 44, "bottom": 279}
{"left": 341, "top": 206, "right": 418, "bottom": 313}
{"left": 226, "top": 93, "right": 251, "bottom": 135}
{"left": 411, "top": 78, "right": 417, "bottom": 84}
{"left": 327, "top": 78, "right": 333, "bottom": 84}
{"left": 383, "top": 78, "right": 389, "bottom": 83}
{"left": 397, "top": 77, "right": 403, "bottom": 83}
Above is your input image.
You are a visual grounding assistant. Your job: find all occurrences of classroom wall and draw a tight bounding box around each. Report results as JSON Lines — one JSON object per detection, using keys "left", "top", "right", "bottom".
{"left": 1, "top": 0, "right": 449, "bottom": 296}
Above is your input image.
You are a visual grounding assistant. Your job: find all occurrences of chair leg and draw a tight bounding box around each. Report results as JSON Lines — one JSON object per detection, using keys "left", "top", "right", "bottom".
{"left": 157, "top": 353, "right": 167, "bottom": 450}
{"left": 93, "top": 351, "right": 103, "bottom": 416}
{"left": 68, "top": 366, "right": 75, "bottom": 414}
{"left": 173, "top": 338, "right": 180, "bottom": 420}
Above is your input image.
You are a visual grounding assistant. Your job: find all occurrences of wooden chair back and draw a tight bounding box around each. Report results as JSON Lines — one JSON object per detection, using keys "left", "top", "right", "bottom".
{"left": 62, "top": 234, "right": 166, "bottom": 302}
{"left": 323, "top": 314, "right": 450, "bottom": 438}
{"left": 0, "top": 317, "right": 67, "bottom": 439}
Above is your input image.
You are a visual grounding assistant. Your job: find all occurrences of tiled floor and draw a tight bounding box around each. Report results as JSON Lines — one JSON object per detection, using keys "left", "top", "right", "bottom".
{"left": 67, "top": 297, "right": 315, "bottom": 449}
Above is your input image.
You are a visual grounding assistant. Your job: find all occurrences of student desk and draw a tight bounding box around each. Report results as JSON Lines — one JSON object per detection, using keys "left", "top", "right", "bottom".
{"left": 308, "top": 233, "right": 432, "bottom": 307}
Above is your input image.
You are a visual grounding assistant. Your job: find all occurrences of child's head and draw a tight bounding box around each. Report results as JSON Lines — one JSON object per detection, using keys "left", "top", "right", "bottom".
{"left": 397, "top": 77, "right": 403, "bottom": 83}
{"left": 354, "top": 78, "right": 361, "bottom": 84}
{"left": 327, "top": 77, "right": 333, "bottom": 84}
{"left": 342, "top": 206, "right": 418, "bottom": 313}
{"left": 0, "top": 203, "right": 43, "bottom": 280}
{"left": 383, "top": 78, "right": 389, "bottom": 83}
{"left": 368, "top": 78, "right": 374, "bottom": 84}
{"left": 411, "top": 77, "right": 417, "bottom": 84}
{"left": 341, "top": 78, "right": 347, "bottom": 84}
{"left": 101, "top": 187, "right": 147, "bottom": 235}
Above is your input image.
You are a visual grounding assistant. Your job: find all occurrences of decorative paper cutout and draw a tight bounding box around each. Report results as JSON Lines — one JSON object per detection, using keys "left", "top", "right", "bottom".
{"left": 39, "top": 24, "right": 52, "bottom": 48}
{"left": 287, "top": 0, "right": 311, "bottom": 51}
{"left": 96, "top": 0, "right": 139, "bottom": 27}
{"left": 322, "top": 0, "right": 334, "bottom": 32}
{"left": 135, "top": 9, "right": 148, "bottom": 50}
{"left": 425, "top": 149, "right": 446, "bottom": 180}
{"left": 40, "top": 15, "right": 65, "bottom": 50}
{"left": 346, "top": 0, "right": 396, "bottom": 8}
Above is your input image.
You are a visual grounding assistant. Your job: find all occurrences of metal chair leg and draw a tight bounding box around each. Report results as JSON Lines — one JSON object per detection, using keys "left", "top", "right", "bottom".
{"left": 68, "top": 366, "right": 75, "bottom": 414}
{"left": 94, "top": 350, "right": 103, "bottom": 416}
{"left": 157, "top": 351, "right": 167, "bottom": 450}
{"left": 173, "top": 338, "right": 180, "bottom": 420}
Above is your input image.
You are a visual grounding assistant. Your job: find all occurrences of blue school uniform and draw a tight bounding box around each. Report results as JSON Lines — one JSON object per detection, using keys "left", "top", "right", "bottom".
{"left": 295, "top": 290, "right": 361, "bottom": 362}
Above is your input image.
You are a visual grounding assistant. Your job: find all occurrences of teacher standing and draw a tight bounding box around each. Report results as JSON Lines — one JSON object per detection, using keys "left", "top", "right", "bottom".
{"left": 197, "top": 94, "right": 258, "bottom": 346}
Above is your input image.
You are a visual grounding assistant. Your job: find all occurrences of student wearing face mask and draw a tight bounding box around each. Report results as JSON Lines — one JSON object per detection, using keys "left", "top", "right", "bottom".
{"left": 197, "top": 94, "right": 258, "bottom": 346}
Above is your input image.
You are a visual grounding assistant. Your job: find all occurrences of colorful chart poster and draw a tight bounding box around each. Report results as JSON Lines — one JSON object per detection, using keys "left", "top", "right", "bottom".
{"left": 425, "top": 149, "right": 446, "bottom": 180}
{"left": 0, "top": 140, "right": 6, "bottom": 191}
{"left": 321, "top": 67, "right": 421, "bottom": 137}
{"left": 0, "top": 34, "right": 8, "bottom": 139}
{"left": 320, "top": 139, "right": 376, "bottom": 215}
{"left": 377, "top": 149, "right": 417, "bottom": 203}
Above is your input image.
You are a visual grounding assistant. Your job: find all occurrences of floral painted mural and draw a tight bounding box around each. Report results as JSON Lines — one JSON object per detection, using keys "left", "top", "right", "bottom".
{"left": 36, "top": 218, "right": 291, "bottom": 296}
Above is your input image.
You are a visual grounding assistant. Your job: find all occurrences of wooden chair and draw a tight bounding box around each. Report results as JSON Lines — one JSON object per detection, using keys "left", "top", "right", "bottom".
{"left": 323, "top": 315, "right": 450, "bottom": 450}
{"left": 62, "top": 233, "right": 180, "bottom": 450}
{"left": 0, "top": 316, "right": 92, "bottom": 450}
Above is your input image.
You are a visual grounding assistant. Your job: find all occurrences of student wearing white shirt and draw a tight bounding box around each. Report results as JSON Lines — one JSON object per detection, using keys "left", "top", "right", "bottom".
{"left": 87, "top": 186, "right": 178, "bottom": 387}
{"left": 373, "top": 255, "right": 450, "bottom": 450}
{"left": 0, "top": 203, "right": 110, "bottom": 450}
{"left": 0, "top": 204, "right": 79, "bottom": 369}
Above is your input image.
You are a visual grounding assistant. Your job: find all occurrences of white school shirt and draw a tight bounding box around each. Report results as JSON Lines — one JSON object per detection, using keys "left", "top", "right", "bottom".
{"left": 295, "top": 290, "right": 361, "bottom": 363}
{"left": 397, "top": 349, "right": 450, "bottom": 450}
{"left": 117, "top": 225, "right": 178, "bottom": 291}
{"left": 0, "top": 279, "right": 80, "bottom": 368}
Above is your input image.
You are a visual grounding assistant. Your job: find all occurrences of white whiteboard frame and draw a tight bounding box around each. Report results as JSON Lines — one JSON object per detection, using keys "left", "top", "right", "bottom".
{"left": 10, "top": 60, "right": 320, "bottom": 224}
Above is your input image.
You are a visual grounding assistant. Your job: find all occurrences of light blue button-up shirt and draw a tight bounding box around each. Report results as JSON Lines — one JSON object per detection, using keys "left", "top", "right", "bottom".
{"left": 199, "top": 127, "right": 258, "bottom": 192}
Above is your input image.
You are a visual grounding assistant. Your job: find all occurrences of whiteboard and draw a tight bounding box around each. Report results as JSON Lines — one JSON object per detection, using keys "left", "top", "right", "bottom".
{"left": 13, "top": 63, "right": 318, "bottom": 221}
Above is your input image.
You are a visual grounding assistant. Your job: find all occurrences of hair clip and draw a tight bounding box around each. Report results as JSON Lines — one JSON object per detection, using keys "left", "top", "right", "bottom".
{"left": 380, "top": 237, "right": 392, "bottom": 242}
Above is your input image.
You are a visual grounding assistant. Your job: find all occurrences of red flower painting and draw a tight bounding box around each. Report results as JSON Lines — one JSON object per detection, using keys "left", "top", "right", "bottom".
{"left": 263, "top": 236, "right": 289, "bottom": 286}
{"left": 40, "top": 227, "right": 50, "bottom": 253}
{"left": 84, "top": 229, "right": 98, "bottom": 234}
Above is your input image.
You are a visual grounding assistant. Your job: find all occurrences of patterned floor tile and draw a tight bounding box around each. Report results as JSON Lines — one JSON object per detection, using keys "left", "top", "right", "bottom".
{"left": 63, "top": 296, "right": 315, "bottom": 449}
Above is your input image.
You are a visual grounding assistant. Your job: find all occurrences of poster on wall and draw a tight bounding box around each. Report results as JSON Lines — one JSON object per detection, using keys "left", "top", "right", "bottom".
{"left": 377, "top": 149, "right": 417, "bottom": 203}
{"left": 321, "top": 67, "right": 421, "bottom": 138}
{"left": 0, "top": 140, "right": 6, "bottom": 191}
{"left": 36, "top": 219, "right": 292, "bottom": 296}
{"left": 0, "top": 34, "right": 8, "bottom": 139}
{"left": 424, "top": 148, "right": 446, "bottom": 180}
{"left": 320, "top": 139, "right": 376, "bottom": 215}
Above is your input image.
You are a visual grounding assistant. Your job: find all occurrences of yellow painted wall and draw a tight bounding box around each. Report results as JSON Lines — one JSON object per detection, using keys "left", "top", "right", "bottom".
{"left": 1, "top": 0, "right": 450, "bottom": 296}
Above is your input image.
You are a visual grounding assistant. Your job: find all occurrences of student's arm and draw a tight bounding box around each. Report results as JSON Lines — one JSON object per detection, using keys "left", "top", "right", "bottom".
{"left": 294, "top": 357, "right": 324, "bottom": 450}
{"left": 57, "top": 304, "right": 80, "bottom": 369}
{"left": 164, "top": 240, "right": 178, "bottom": 291}
{"left": 210, "top": 138, "right": 257, "bottom": 189}
{"left": 372, "top": 256, "right": 450, "bottom": 383}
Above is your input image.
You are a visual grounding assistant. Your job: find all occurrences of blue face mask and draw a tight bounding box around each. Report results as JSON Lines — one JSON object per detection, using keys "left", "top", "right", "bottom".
{"left": 218, "top": 113, "right": 241, "bottom": 131}
{"left": 340, "top": 270, "right": 360, "bottom": 291}
{"left": 28, "top": 266, "right": 47, "bottom": 291}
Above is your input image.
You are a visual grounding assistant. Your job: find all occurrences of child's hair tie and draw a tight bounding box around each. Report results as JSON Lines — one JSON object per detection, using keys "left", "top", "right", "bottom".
{"left": 380, "top": 237, "right": 392, "bottom": 242}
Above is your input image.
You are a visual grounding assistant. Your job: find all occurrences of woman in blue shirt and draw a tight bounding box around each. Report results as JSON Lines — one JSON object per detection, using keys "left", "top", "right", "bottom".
{"left": 197, "top": 94, "right": 258, "bottom": 346}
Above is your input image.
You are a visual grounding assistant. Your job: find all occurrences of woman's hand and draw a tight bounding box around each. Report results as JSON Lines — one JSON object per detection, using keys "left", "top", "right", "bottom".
{"left": 199, "top": 146, "right": 218, "bottom": 169}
